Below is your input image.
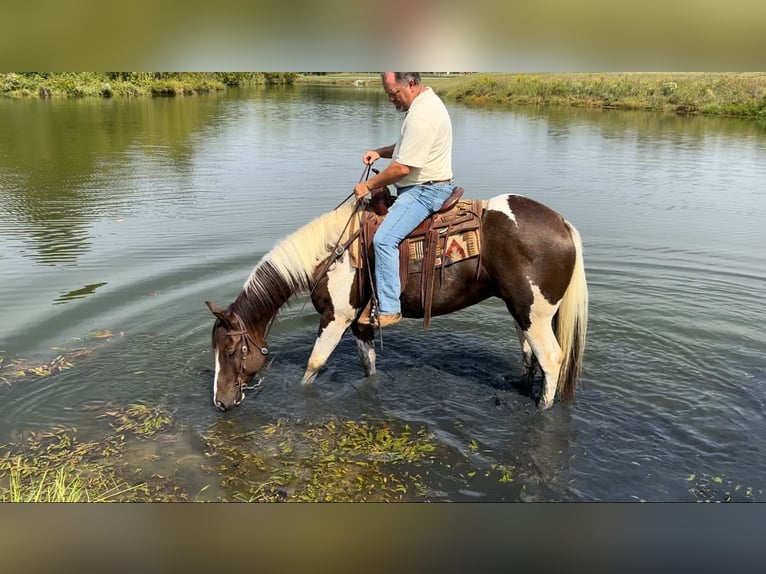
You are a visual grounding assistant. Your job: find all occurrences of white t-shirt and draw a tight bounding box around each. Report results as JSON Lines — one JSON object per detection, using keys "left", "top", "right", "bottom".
{"left": 393, "top": 87, "right": 453, "bottom": 188}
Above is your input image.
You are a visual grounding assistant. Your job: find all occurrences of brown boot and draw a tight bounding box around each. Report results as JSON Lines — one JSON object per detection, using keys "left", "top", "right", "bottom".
{"left": 377, "top": 313, "right": 402, "bottom": 328}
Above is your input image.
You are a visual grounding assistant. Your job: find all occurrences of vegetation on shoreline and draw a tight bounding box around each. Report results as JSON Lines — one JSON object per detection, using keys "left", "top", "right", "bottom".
{"left": 3, "top": 72, "right": 765, "bottom": 118}
{"left": 0, "top": 406, "right": 448, "bottom": 502}
{"left": 437, "top": 72, "right": 766, "bottom": 118}
{"left": 0, "top": 72, "right": 297, "bottom": 98}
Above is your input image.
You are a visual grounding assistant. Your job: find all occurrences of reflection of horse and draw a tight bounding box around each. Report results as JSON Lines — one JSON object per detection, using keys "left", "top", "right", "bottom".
{"left": 206, "top": 193, "right": 588, "bottom": 412}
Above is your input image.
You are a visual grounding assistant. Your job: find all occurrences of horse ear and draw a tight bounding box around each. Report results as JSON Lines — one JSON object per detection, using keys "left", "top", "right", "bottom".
{"left": 205, "top": 301, "right": 234, "bottom": 328}
{"left": 205, "top": 300, "right": 225, "bottom": 315}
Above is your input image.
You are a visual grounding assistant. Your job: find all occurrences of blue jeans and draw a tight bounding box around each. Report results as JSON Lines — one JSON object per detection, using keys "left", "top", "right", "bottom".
{"left": 373, "top": 183, "right": 454, "bottom": 315}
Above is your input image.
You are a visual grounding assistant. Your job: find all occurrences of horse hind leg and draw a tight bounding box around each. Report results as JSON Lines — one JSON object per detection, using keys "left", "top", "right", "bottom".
{"left": 524, "top": 314, "right": 563, "bottom": 409}
{"left": 507, "top": 286, "right": 563, "bottom": 409}
{"left": 514, "top": 322, "right": 539, "bottom": 389}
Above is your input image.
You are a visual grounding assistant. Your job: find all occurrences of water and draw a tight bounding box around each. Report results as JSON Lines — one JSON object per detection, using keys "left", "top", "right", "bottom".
{"left": 1, "top": 85, "right": 765, "bottom": 501}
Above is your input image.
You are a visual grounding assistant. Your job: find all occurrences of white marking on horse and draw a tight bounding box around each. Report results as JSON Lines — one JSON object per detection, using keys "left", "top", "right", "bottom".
{"left": 355, "top": 338, "right": 376, "bottom": 377}
{"left": 303, "top": 254, "right": 357, "bottom": 383}
{"left": 523, "top": 280, "right": 563, "bottom": 407}
{"left": 487, "top": 194, "right": 518, "bottom": 224}
{"left": 213, "top": 354, "right": 221, "bottom": 406}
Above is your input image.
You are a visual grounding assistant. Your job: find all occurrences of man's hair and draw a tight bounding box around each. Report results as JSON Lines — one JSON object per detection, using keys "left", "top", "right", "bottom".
{"left": 382, "top": 72, "right": 421, "bottom": 85}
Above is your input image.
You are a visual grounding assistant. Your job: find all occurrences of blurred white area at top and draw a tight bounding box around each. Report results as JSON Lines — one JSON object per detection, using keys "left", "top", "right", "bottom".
{"left": 3, "top": 0, "right": 765, "bottom": 70}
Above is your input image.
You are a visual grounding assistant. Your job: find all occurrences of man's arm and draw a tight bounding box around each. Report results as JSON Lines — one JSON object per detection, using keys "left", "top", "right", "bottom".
{"left": 355, "top": 144, "right": 404, "bottom": 199}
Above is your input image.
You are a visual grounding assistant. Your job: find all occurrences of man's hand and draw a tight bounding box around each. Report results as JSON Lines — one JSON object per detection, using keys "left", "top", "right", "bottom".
{"left": 354, "top": 181, "right": 371, "bottom": 200}
{"left": 362, "top": 150, "right": 381, "bottom": 165}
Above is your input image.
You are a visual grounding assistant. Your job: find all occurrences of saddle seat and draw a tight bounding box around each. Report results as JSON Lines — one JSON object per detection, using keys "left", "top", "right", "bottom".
{"left": 409, "top": 186, "right": 464, "bottom": 236}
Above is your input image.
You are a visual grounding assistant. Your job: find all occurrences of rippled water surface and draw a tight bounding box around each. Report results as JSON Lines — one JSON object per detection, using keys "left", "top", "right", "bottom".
{"left": 1, "top": 86, "right": 764, "bottom": 501}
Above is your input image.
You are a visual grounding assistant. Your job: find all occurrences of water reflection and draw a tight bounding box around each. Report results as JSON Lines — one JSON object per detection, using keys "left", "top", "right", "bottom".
{"left": 53, "top": 281, "right": 108, "bottom": 305}
{"left": 473, "top": 100, "right": 766, "bottom": 141}
{"left": 0, "top": 95, "right": 233, "bottom": 264}
{"left": 1, "top": 85, "right": 765, "bottom": 501}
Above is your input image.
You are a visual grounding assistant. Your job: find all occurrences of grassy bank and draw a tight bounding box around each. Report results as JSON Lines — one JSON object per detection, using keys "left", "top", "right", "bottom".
{"left": 437, "top": 72, "right": 766, "bottom": 118}
{"left": 0, "top": 72, "right": 297, "bottom": 98}
{"left": 3, "top": 72, "right": 765, "bottom": 118}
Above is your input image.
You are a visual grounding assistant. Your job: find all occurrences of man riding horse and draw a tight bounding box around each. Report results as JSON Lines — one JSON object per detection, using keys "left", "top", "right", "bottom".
{"left": 353, "top": 72, "right": 455, "bottom": 328}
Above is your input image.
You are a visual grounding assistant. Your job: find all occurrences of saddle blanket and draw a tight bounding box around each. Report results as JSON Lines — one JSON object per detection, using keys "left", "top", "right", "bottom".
{"left": 406, "top": 227, "right": 481, "bottom": 274}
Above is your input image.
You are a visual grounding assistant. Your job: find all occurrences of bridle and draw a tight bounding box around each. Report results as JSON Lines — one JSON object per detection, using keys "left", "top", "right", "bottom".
{"left": 224, "top": 312, "right": 270, "bottom": 394}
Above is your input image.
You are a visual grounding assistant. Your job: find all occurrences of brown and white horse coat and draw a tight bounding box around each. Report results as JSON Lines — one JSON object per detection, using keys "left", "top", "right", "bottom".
{"left": 206, "top": 193, "right": 588, "bottom": 411}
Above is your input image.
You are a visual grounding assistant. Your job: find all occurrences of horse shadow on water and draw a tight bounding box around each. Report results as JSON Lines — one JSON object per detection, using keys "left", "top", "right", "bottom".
{"left": 222, "top": 321, "right": 553, "bottom": 416}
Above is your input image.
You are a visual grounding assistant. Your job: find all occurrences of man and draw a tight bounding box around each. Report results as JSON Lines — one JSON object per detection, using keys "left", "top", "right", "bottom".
{"left": 354, "top": 72, "right": 454, "bottom": 328}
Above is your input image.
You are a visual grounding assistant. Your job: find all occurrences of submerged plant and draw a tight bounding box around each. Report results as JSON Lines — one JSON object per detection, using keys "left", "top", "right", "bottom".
{"left": 105, "top": 404, "right": 172, "bottom": 438}
{"left": 202, "top": 418, "right": 440, "bottom": 502}
{"left": 687, "top": 472, "right": 761, "bottom": 503}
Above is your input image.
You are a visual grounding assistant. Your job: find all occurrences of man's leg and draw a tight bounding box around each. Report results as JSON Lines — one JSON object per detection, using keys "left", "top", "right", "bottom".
{"left": 373, "top": 189, "right": 433, "bottom": 317}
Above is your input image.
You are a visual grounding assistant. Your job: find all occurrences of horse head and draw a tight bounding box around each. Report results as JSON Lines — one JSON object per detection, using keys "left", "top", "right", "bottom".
{"left": 205, "top": 301, "right": 269, "bottom": 411}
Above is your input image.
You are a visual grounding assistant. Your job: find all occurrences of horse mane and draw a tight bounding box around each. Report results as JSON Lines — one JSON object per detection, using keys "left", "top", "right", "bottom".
{"left": 238, "top": 199, "right": 358, "bottom": 320}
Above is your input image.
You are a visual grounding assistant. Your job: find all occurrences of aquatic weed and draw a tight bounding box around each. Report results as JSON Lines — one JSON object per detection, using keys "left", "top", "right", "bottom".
{"left": 687, "top": 472, "right": 761, "bottom": 502}
{"left": 202, "top": 418, "right": 439, "bottom": 502}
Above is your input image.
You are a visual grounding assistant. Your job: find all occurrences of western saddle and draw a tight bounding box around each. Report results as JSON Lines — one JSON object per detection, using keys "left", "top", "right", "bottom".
{"left": 350, "top": 186, "right": 486, "bottom": 329}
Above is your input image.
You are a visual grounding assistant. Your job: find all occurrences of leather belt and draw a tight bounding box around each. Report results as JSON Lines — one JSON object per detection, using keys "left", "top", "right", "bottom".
{"left": 422, "top": 179, "right": 452, "bottom": 185}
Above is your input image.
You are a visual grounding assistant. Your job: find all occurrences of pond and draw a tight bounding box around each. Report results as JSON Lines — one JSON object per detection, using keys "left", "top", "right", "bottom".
{"left": 1, "top": 85, "right": 764, "bottom": 501}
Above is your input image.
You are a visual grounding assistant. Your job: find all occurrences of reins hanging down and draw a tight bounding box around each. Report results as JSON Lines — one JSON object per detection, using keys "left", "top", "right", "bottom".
{"left": 310, "top": 166, "right": 378, "bottom": 296}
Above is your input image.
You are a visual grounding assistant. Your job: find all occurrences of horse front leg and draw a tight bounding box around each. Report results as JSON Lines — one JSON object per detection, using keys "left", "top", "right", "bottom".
{"left": 351, "top": 321, "right": 377, "bottom": 377}
{"left": 302, "top": 313, "right": 352, "bottom": 384}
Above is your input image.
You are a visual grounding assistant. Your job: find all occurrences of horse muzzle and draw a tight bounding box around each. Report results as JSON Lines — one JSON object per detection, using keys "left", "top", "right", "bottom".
{"left": 213, "top": 387, "right": 245, "bottom": 411}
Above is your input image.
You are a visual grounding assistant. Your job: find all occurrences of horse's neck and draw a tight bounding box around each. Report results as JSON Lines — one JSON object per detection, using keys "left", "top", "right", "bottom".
{"left": 233, "top": 202, "right": 358, "bottom": 328}
{"left": 235, "top": 259, "right": 298, "bottom": 331}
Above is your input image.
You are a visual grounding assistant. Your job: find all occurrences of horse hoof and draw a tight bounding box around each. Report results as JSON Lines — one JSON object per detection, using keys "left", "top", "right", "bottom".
{"left": 537, "top": 398, "right": 554, "bottom": 410}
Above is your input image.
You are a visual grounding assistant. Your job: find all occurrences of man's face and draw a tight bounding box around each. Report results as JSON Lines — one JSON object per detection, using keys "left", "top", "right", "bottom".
{"left": 382, "top": 74, "right": 416, "bottom": 111}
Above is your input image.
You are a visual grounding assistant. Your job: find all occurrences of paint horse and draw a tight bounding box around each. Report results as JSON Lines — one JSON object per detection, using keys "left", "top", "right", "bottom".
{"left": 206, "top": 193, "right": 588, "bottom": 411}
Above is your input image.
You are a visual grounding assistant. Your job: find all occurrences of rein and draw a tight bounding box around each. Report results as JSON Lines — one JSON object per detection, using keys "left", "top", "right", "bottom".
{"left": 309, "top": 165, "right": 377, "bottom": 296}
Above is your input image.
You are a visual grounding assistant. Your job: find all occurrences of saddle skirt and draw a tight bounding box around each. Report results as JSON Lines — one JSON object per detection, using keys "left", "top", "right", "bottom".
{"left": 347, "top": 188, "right": 486, "bottom": 329}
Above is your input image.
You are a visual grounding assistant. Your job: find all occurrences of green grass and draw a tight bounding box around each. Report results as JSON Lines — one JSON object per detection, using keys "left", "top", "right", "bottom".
{"left": 0, "top": 72, "right": 297, "bottom": 98}
{"left": 4, "top": 72, "right": 764, "bottom": 118}
{"left": 0, "top": 426, "right": 155, "bottom": 502}
{"left": 437, "top": 72, "right": 766, "bottom": 118}
{"left": 4, "top": 458, "right": 146, "bottom": 502}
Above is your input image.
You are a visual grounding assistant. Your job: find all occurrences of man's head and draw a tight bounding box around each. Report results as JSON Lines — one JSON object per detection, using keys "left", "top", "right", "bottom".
{"left": 381, "top": 72, "right": 424, "bottom": 111}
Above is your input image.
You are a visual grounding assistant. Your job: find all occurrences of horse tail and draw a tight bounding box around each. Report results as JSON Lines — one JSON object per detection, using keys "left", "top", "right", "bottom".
{"left": 555, "top": 221, "right": 589, "bottom": 400}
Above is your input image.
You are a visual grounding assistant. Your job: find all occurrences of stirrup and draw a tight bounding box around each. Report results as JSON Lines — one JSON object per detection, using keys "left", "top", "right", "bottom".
{"left": 357, "top": 300, "right": 377, "bottom": 326}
